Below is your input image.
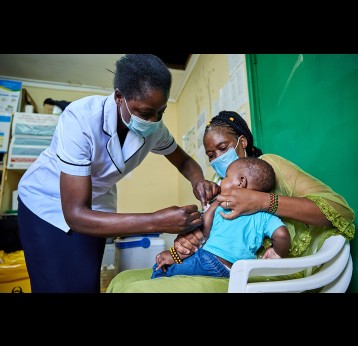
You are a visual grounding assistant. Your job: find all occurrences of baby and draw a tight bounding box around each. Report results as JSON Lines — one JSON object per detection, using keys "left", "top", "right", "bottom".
{"left": 151, "top": 157, "right": 291, "bottom": 279}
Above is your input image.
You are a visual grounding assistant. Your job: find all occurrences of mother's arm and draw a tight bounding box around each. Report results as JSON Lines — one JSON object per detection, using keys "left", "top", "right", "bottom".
{"left": 218, "top": 153, "right": 354, "bottom": 227}
{"left": 217, "top": 190, "right": 332, "bottom": 226}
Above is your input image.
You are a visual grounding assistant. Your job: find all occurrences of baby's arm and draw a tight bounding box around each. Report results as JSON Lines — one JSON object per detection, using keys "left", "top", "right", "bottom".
{"left": 262, "top": 225, "right": 291, "bottom": 259}
{"left": 155, "top": 200, "right": 220, "bottom": 271}
{"left": 201, "top": 199, "right": 220, "bottom": 242}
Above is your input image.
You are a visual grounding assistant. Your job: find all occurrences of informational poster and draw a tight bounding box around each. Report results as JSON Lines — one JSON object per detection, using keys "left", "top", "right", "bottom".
{"left": 196, "top": 111, "right": 206, "bottom": 150}
{"left": 220, "top": 63, "right": 248, "bottom": 114}
{"left": 227, "top": 54, "right": 244, "bottom": 76}
{"left": 211, "top": 99, "right": 220, "bottom": 118}
{"left": 0, "top": 114, "right": 12, "bottom": 152}
{"left": 7, "top": 112, "right": 59, "bottom": 169}
{"left": 182, "top": 126, "right": 196, "bottom": 157}
{"left": 11, "top": 112, "right": 59, "bottom": 137}
{"left": 0, "top": 79, "right": 22, "bottom": 114}
{"left": 196, "top": 110, "right": 208, "bottom": 176}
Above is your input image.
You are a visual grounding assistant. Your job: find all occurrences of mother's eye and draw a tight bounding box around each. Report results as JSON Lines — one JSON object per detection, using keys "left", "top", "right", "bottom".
{"left": 219, "top": 146, "right": 228, "bottom": 153}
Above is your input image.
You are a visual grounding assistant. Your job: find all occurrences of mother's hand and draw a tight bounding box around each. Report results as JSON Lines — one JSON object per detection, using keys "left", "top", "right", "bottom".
{"left": 216, "top": 188, "right": 268, "bottom": 220}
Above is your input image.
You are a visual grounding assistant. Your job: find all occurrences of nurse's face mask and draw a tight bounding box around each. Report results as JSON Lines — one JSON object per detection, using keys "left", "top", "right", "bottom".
{"left": 121, "top": 97, "right": 162, "bottom": 137}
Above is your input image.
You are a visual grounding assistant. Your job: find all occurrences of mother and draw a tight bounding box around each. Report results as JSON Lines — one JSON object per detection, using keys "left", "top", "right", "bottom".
{"left": 107, "top": 111, "right": 355, "bottom": 293}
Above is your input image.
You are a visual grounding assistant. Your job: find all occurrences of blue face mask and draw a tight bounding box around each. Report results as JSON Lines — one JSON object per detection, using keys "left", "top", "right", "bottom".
{"left": 210, "top": 138, "right": 243, "bottom": 178}
{"left": 122, "top": 97, "right": 162, "bottom": 137}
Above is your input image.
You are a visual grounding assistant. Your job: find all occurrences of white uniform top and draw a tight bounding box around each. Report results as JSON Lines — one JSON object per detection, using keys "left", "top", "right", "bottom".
{"left": 18, "top": 92, "right": 177, "bottom": 232}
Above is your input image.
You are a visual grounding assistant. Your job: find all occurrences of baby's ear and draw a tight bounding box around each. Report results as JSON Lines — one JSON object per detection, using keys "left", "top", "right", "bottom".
{"left": 238, "top": 176, "right": 247, "bottom": 188}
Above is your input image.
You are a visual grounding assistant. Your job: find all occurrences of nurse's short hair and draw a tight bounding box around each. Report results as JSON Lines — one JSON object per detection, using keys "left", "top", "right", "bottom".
{"left": 114, "top": 54, "right": 172, "bottom": 101}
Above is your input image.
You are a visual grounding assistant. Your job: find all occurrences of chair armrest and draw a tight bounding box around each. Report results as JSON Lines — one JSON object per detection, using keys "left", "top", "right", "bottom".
{"left": 228, "top": 235, "right": 348, "bottom": 293}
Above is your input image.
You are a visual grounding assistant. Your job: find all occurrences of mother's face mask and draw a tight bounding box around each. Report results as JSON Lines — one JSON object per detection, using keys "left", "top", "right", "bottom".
{"left": 210, "top": 136, "right": 245, "bottom": 178}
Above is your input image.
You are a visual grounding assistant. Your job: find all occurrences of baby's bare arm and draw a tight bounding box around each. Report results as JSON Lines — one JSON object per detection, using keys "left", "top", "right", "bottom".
{"left": 262, "top": 226, "right": 291, "bottom": 259}
{"left": 201, "top": 199, "right": 219, "bottom": 240}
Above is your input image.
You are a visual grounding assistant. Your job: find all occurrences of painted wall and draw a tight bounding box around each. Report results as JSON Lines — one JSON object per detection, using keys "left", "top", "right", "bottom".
{"left": 176, "top": 54, "right": 250, "bottom": 205}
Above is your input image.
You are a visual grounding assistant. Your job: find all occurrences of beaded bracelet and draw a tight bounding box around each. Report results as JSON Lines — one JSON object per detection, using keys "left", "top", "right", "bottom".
{"left": 267, "top": 192, "right": 279, "bottom": 214}
{"left": 170, "top": 246, "right": 183, "bottom": 264}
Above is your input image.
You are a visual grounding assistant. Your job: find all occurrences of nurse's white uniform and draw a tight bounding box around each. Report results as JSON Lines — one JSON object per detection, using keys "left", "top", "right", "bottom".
{"left": 18, "top": 92, "right": 177, "bottom": 232}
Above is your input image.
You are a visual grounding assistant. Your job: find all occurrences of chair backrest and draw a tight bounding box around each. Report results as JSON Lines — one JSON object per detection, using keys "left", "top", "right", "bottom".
{"left": 228, "top": 235, "right": 352, "bottom": 293}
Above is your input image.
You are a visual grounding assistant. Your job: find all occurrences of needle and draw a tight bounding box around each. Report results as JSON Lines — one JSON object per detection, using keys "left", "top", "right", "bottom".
{"left": 201, "top": 196, "right": 218, "bottom": 214}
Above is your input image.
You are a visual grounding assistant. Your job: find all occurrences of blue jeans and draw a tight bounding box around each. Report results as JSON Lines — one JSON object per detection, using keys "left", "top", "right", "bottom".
{"left": 151, "top": 248, "right": 230, "bottom": 279}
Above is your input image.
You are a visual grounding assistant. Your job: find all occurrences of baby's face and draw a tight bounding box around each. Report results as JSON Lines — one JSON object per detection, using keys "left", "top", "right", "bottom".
{"left": 220, "top": 161, "right": 243, "bottom": 190}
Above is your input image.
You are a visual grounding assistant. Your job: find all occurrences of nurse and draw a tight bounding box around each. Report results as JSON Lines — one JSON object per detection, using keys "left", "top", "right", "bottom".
{"left": 17, "top": 54, "right": 219, "bottom": 293}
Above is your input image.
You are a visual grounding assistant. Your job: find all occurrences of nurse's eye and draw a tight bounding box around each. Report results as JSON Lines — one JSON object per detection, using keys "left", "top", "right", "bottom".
{"left": 140, "top": 112, "right": 162, "bottom": 122}
{"left": 138, "top": 112, "right": 152, "bottom": 119}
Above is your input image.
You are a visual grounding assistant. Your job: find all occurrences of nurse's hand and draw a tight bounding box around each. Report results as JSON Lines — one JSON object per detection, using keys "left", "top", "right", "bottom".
{"left": 154, "top": 205, "right": 202, "bottom": 234}
{"left": 193, "top": 179, "right": 221, "bottom": 209}
{"left": 173, "top": 229, "right": 204, "bottom": 256}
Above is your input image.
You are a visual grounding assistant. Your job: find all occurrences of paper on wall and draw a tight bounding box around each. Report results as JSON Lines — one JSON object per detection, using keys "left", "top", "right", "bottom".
{"left": 7, "top": 112, "right": 59, "bottom": 169}
{"left": 11, "top": 112, "right": 59, "bottom": 137}
{"left": 0, "top": 79, "right": 22, "bottom": 114}
{"left": 0, "top": 113, "right": 12, "bottom": 153}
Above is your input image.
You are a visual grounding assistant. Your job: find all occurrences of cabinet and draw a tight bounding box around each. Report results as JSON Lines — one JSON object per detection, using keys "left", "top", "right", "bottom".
{"left": 0, "top": 111, "right": 58, "bottom": 215}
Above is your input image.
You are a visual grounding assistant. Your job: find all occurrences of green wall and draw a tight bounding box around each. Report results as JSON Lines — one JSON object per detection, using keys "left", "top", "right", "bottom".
{"left": 246, "top": 54, "right": 358, "bottom": 292}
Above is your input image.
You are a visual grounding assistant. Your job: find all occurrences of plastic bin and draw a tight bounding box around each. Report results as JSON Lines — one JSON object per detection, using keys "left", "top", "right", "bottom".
{"left": 102, "top": 242, "right": 115, "bottom": 266}
{"left": 0, "top": 250, "right": 31, "bottom": 293}
{"left": 114, "top": 234, "right": 165, "bottom": 273}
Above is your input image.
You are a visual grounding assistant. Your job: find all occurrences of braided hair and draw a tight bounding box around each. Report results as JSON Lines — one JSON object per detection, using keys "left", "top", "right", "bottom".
{"left": 204, "top": 110, "right": 263, "bottom": 157}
